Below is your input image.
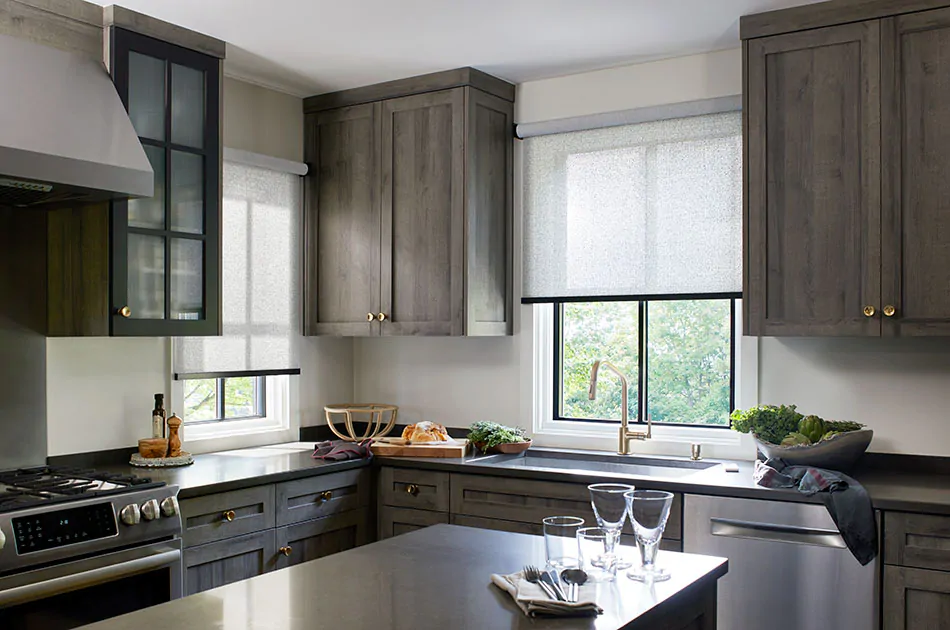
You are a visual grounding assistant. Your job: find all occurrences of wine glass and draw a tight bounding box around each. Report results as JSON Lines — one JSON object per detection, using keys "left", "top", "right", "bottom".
{"left": 588, "top": 483, "right": 635, "bottom": 570}
{"left": 624, "top": 489, "right": 674, "bottom": 582}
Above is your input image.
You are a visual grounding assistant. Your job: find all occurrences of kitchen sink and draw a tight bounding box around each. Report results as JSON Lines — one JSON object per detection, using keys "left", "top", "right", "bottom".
{"left": 472, "top": 448, "right": 720, "bottom": 479}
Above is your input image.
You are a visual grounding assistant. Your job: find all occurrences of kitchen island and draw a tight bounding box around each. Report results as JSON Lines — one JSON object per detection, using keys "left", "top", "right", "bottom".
{"left": 85, "top": 524, "right": 727, "bottom": 630}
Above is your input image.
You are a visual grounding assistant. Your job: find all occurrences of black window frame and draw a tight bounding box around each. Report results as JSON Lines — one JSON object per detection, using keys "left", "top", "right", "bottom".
{"left": 182, "top": 376, "right": 266, "bottom": 425}
{"left": 552, "top": 292, "right": 740, "bottom": 429}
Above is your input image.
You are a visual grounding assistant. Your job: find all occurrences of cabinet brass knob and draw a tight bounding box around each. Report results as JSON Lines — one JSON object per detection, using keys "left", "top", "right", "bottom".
{"left": 223, "top": 510, "right": 236, "bottom": 522}
{"left": 117, "top": 306, "right": 132, "bottom": 318}
{"left": 377, "top": 312, "right": 388, "bottom": 322}
{"left": 883, "top": 305, "right": 896, "bottom": 317}
{"left": 366, "top": 313, "right": 375, "bottom": 322}
{"left": 319, "top": 490, "right": 332, "bottom": 502}
{"left": 863, "top": 305, "right": 876, "bottom": 317}
{"left": 405, "top": 484, "right": 419, "bottom": 496}
{"left": 279, "top": 546, "right": 292, "bottom": 557}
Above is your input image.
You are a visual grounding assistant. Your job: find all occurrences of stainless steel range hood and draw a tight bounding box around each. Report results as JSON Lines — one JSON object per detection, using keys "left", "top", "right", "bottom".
{"left": 0, "top": 33, "right": 153, "bottom": 207}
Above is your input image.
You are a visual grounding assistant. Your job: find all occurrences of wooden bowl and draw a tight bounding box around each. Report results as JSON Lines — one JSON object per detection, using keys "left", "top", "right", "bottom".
{"left": 138, "top": 438, "right": 168, "bottom": 459}
{"left": 474, "top": 439, "right": 532, "bottom": 455}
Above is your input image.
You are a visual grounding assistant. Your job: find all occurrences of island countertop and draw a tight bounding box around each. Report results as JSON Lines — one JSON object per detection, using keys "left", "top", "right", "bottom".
{"left": 85, "top": 525, "right": 728, "bottom": 630}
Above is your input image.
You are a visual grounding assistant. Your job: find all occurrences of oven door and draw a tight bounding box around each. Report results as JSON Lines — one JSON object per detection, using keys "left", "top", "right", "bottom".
{"left": 0, "top": 539, "right": 182, "bottom": 629}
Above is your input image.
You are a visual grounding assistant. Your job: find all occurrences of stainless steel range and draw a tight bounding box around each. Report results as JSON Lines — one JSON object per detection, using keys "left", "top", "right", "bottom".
{"left": 0, "top": 467, "right": 182, "bottom": 629}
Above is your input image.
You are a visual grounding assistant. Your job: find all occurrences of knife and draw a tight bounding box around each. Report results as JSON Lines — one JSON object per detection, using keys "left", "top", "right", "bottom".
{"left": 541, "top": 570, "right": 567, "bottom": 602}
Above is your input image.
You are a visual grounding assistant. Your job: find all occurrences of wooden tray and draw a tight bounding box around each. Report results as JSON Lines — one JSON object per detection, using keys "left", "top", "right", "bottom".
{"left": 370, "top": 438, "right": 468, "bottom": 458}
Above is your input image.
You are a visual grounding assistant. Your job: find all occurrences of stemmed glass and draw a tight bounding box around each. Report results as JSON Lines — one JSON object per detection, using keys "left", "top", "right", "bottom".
{"left": 588, "top": 483, "right": 635, "bottom": 570}
{"left": 624, "top": 489, "right": 674, "bottom": 582}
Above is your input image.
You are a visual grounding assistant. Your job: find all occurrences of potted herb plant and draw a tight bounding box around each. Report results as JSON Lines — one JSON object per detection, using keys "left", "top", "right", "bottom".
{"left": 467, "top": 421, "right": 532, "bottom": 454}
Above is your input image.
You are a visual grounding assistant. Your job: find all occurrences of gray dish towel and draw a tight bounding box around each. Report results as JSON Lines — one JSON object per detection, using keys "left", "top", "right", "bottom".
{"left": 754, "top": 457, "right": 877, "bottom": 566}
{"left": 312, "top": 439, "right": 373, "bottom": 462}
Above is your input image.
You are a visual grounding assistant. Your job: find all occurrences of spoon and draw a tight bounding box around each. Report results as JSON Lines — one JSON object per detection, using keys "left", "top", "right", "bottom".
{"left": 560, "top": 569, "right": 588, "bottom": 603}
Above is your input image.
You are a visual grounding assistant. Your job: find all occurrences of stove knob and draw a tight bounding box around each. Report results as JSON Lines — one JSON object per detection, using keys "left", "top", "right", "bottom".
{"left": 141, "top": 499, "right": 160, "bottom": 522}
{"left": 160, "top": 496, "right": 179, "bottom": 518}
{"left": 0, "top": 527, "right": 5, "bottom": 551}
{"left": 120, "top": 503, "right": 141, "bottom": 526}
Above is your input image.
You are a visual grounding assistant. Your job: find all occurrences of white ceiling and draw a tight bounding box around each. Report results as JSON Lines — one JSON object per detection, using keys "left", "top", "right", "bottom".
{"left": 89, "top": 0, "right": 823, "bottom": 97}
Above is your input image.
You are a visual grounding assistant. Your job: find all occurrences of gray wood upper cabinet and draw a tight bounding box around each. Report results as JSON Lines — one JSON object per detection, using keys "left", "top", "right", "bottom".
{"left": 303, "top": 68, "right": 514, "bottom": 337}
{"left": 744, "top": 2, "right": 950, "bottom": 337}
{"left": 882, "top": 8, "right": 950, "bottom": 336}
{"left": 744, "top": 21, "right": 882, "bottom": 336}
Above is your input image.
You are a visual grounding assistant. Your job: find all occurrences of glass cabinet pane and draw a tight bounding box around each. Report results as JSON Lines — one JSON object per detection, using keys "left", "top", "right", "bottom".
{"left": 128, "top": 52, "right": 165, "bottom": 141}
{"left": 127, "top": 234, "right": 165, "bottom": 319}
{"left": 171, "top": 238, "right": 203, "bottom": 320}
{"left": 171, "top": 64, "right": 205, "bottom": 148}
{"left": 170, "top": 151, "right": 204, "bottom": 234}
{"left": 128, "top": 145, "right": 165, "bottom": 229}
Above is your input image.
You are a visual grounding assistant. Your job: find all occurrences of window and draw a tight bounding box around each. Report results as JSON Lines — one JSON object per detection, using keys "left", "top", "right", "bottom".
{"left": 557, "top": 298, "right": 735, "bottom": 428}
{"left": 182, "top": 376, "right": 265, "bottom": 424}
{"left": 523, "top": 108, "right": 743, "bottom": 439}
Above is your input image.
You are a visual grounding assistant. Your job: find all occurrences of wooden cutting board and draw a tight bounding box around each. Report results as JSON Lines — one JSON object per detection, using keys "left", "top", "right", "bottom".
{"left": 370, "top": 438, "right": 469, "bottom": 458}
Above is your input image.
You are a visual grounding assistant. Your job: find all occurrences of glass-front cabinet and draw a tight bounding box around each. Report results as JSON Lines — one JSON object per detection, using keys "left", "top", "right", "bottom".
{"left": 109, "top": 27, "right": 220, "bottom": 336}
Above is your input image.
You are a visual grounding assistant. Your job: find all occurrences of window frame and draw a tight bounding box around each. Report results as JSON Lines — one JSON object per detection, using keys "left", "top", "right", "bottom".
{"left": 181, "top": 376, "right": 267, "bottom": 425}
{"left": 552, "top": 292, "right": 740, "bottom": 429}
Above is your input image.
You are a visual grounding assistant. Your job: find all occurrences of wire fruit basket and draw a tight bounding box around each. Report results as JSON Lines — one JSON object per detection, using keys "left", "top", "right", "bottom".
{"left": 324, "top": 403, "right": 398, "bottom": 442}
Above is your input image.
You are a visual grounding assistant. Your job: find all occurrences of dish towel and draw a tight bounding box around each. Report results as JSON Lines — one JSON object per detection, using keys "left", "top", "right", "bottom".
{"left": 312, "top": 439, "right": 373, "bottom": 462}
{"left": 490, "top": 572, "right": 602, "bottom": 618}
{"left": 754, "top": 457, "right": 877, "bottom": 566}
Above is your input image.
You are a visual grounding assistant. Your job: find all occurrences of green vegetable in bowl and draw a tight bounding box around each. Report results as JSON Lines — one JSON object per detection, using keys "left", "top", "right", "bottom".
{"left": 730, "top": 405, "right": 803, "bottom": 445}
{"left": 780, "top": 432, "right": 812, "bottom": 447}
{"left": 467, "top": 421, "right": 527, "bottom": 451}
{"left": 826, "top": 420, "right": 864, "bottom": 433}
{"left": 798, "top": 415, "right": 827, "bottom": 443}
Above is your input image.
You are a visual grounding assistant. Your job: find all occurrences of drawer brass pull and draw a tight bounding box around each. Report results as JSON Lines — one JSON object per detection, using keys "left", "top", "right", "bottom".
{"left": 863, "top": 305, "right": 876, "bottom": 317}
{"left": 223, "top": 510, "right": 236, "bottom": 522}
{"left": 279, "top": 546, "right": 292, "bottom": 557}
{"left": 319, "top": 490, "right": 333, "bottom": 502}
{"left": 883, "top": 305, "right": 896, "bottom": 317}
{"left": 377, "top": 312, "right": 388, "bottom": 322}
{"left": 117, "top": 306, "right": 132, "bottom": 318}
{"left": 366, "top": 313, "right": 374, "bottom": 322}
{"left": 405, "top": 484, "right": 420, "bottom": 496}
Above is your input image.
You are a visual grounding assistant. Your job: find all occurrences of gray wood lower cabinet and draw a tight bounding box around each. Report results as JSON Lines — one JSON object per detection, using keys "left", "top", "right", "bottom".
{"left": 884, "top": 565, "right": 950, "bottom": 630}
{"left": 379, "top": 506, "right": 450, "bottom": 539}
{"left": 275, "top": 509, "right": 371, "bottom": 569}
{"left": 184, "top": 530, "right": 277, "bottom": 596}
{"left": 180, "top": 485, "right": 276, "bottom": 547}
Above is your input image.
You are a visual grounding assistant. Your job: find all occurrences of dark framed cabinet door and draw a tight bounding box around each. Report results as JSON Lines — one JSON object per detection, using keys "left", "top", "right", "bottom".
{"left": 745, "top": 21, "right": 882, "bottom": 336}
{"left": 108, "top": 27, "right": 221, "bottom": 336}
{"left": 274, "top": 509, "right": 371, "bottom": 570}
{"left": 379, "top": 89, "right": 465, "bottom": 336}
{"left": 884, "top": 565, "right": 950, "bottom": 630}
{"left": 184, "top": 530, "right": 276, "bottom": 596}
{"left": 303, "top": 103, "right": 381, "bottom": 336}
{"left": 882, "top": 9, "right": 950, "bottom": 336}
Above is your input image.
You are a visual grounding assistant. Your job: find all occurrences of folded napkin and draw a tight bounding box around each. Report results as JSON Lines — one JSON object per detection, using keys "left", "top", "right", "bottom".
{"left": 490, "top": 572, "right": 602, "bottom": 618}
{"left": 312, "top": 439, "right": 373, "bottom": 461}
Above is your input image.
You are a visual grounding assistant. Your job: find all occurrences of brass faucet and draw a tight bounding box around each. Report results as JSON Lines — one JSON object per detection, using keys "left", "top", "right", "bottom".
{"left": 588, "top": 359, "right": 651, "bottom": 455}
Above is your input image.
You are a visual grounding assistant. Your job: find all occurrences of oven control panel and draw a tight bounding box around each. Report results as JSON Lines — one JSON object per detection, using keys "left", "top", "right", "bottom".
{"left": 12, "top": 502, "right": 118, "bottom": 554}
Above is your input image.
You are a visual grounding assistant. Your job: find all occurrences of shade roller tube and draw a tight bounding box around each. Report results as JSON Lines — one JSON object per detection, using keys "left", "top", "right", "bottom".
{"left": 515, "top": 95, "right": 741, "bottom": 139}
{"left": 175, "top": 160, "right": 302, "bottom": 377}
{"left": 522, "top": 111, "right": 742, "bottom": 301}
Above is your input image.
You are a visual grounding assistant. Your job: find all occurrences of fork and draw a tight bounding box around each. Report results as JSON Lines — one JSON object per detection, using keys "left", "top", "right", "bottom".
{"left": 523, "top": 565, "right": 558, "bottom": 600}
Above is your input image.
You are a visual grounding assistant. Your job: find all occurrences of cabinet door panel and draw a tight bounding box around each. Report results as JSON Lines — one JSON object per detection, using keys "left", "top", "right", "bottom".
{"left": 304, "top": 104, "right": 380, "bottom": 336}
{"left": 274, "top": 509, "right": 370, "bottom": 569}
{"left": 380, "top": 89, "right": 465, "bottom": 336}
{"left": 884, "top": 565, "right": 950, "bottom": 630}
{"left": 746, "top": 21, "right": 881, "bottom": 336}
{"left": 184, "top": 530, "right": 276, "bottom": 596}
{"left": 379, "top": 506, "right": 448, "bottom": 539}
{"left": 883, "top": 9, "right": 950, "bottom": 335}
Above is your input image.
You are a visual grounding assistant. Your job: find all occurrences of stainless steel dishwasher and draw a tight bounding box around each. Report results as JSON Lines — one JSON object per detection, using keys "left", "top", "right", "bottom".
{"left": 684, "top": 494, "right": 878, "bottom": 630}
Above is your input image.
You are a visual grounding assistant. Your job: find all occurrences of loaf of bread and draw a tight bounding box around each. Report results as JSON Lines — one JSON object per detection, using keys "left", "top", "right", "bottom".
{"left": 401, "top": 421, "right": 451, "bottom": 443}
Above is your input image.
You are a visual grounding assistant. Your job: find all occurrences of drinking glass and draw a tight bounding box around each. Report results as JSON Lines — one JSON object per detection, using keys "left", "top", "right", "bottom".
{"left": 577, "top": 527, "right": 617, "bottom": 582}
{"left": 624, "top": 489, "right": 674, "bottom": 582}
{"left": 543, "top": 516, "right": 584, "bottom": 569}
{"left": 588, "top": 483, "right": 635, "bottom": 570}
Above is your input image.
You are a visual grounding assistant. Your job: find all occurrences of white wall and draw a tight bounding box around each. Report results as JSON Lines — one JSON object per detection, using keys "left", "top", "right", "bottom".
{"left": 46, "top": 78, "right": 354, "bottom": 456}
{"left": 354, "top": 48, "right": 950, "bottom": 459}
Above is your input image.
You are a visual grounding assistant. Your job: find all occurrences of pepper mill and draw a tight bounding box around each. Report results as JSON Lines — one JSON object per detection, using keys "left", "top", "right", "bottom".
{"left": 166, "top": 413, "right": 183, "bottom": 457}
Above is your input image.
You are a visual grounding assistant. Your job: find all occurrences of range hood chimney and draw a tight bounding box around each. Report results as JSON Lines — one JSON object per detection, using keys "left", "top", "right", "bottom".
{"left": 0, "top": 33, "right": 153, "bottom": 207}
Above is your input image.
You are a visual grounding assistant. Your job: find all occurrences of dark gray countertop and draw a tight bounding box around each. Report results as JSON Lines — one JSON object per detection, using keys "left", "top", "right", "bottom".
{"left": 100, "top": 443, "right": 369, "bottom": 499}
{"left": 84, "top": 524, "right": 728, "bottom": 630}
{"left": 101, "top": 441, "right": 950, "bottom": 515}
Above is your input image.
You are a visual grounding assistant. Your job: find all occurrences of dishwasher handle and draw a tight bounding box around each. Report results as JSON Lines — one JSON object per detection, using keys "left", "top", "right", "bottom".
{"left": 710, "top": 517, "right": 847, "bottom": 549}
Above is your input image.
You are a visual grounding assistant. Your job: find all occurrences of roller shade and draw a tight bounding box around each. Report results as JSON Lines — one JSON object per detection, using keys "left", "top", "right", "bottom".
{"left": 522, "top": 111, "right": 742, "bottom": 301}
{"left": 175, "top": 158, "right": 302, "bottom": 378}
